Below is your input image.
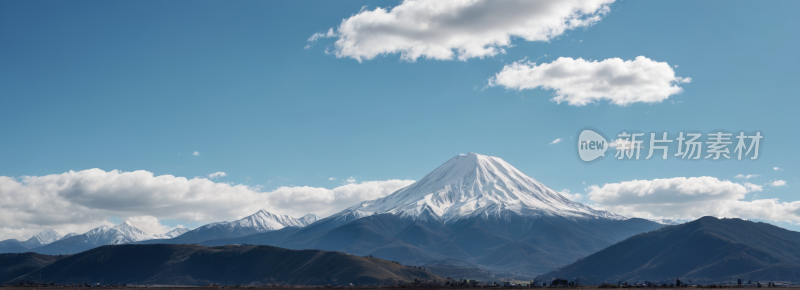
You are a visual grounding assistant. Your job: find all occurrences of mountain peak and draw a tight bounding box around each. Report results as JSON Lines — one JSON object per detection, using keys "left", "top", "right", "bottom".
{"left": 153, "top": 227, "right": 191, "bottom": 239}
{"left": 30, "top": 229, "right": 61, "bottom": 242}
{"left": 21, "top": 229, "right": 62, "bottom": 248}
{"left": 299, "top": 214, "right": 321, "bottom": 225}
{"left": 229, "top": 210, "right": 306, "bottom": 232}
{"left": 339, "top": 152, "right": 623, "bottom": 223}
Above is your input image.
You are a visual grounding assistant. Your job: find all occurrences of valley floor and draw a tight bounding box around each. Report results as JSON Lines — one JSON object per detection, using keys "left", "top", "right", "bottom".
{"left": 3, "top": 287, "right": 800, "bottom": 290}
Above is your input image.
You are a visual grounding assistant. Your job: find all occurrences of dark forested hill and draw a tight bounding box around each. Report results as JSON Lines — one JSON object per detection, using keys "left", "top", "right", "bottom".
{"left": 5, "top": 244, "right": 439, "bottom": 286}
{"left": 541, "top": 216, "right": 800, "bottom": 284}
{"left": 0, "top": 252, "right": 63, "bottom": 284}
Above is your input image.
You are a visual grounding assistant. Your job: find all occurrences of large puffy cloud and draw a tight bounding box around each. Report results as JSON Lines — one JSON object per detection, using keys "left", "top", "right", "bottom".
{"left": 489, "top": 56, "right": 691, "bottom": 106}
{"left": 124, "top": 216, "right": 174, "bottom": 235}
{"left": 0, "top": 169, "right": 413, "bottom": 240}
{"left": 587, "top": 176, "right": 800, "bottom": 222}
{"left": 314, "top": 0, "right": 614, "bottom": 61}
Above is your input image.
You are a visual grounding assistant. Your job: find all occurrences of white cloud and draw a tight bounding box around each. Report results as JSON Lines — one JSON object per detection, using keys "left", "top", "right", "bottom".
{"left": 307, "top": 28, "right": 336, "bottom": 45}
{"left": 124, "top": 216, "right": 173, "bottom": 235}
{"left": 192, "top": 151, "right": 199, "bottom": 156}
{"left": 346, "top": 176, "right": 357, "bottom": 184}
{"left": 587, "top": 176, "right": 800, "bottom": 222}
{"left": 771, "top": 180, "right": 787, "bottom": 187}
{"left": 735, "top": 174, "right": 760, "bottom": 179}
{"left": 558, "top": 189, "right": 583, "bottom": 202}
{"left": 743, "top": 182, "right": 763, "bottom": 192}
{"left": 207, "top": 172, "right": 227, "bottom": 179}
{"left": 0, "top": 169, "right": 414, "bottom": 240}
{"left": 328, "top": 177, "right": 337, "bottom": 180}
{"left": 315, "top": 0, "right": 615, "bottom": 62}
{"left": 774, "top": 167, "right": 783, "bottom": 171}
{"left": 488, "top": 56, "right": 691, "bottom": 106}
{"left": 549, "top": 138, "right": 563, "bottom": 145}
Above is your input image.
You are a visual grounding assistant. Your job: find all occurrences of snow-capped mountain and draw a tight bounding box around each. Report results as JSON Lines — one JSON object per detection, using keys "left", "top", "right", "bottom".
{"left": 299, "top": 214, "right": 321, "bottom": 225}
{"left": 334, "top": 152, "right": 623, "bottom": 224}
{"left": 155, "top": 210, "right": 322, "bottom": 244}
{"left": 200, "top": 210, "right": 320, "bottom": 232}
{"left": 0, "top": 229, "right": 64, "bottom": 252}
{"left": 28, "top": 222, "right": 162, "bottom": 254}
{"left": 61, "top": 232, "right": 80, "bottom": 240}
{"left": 269, "top": 152, "right": 664, "bottom": 276}
{"left": 82, "top": 223, "right": 153, "bottom": 245}
{"left": 3, "top": 211, "right": 318, "bottom": 254}
{"left": 153, "top": 227, "right": 190, "bottom": 239}
{"left": 21, "top": 229, "right": 62, "bottom": 248}
{"left": 227, "top": 210, "right": 309, "bottom": 231}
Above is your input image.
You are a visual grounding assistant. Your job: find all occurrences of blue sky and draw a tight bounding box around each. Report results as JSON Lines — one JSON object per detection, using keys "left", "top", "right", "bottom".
{"left": 0, "top": 0, "right": 798, "bottom": 238}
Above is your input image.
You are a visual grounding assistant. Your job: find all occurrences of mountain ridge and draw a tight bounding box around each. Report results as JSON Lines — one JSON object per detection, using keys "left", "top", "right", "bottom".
{"left": 11, "top": 210, "right": 319, "bottom": 255}
{"left": 540, "top": 216, "right": 800, "bottom": 284}
{"left": 184, "top": 153, "right": 664, "bottom": 276}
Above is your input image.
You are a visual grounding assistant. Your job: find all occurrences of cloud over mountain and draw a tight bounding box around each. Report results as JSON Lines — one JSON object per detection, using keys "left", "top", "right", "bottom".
{"left": 489, "top": 56, "right": 690, "bottom": 106}
{"left": 0, "top": 169, "right": 413, "bottom": 241}
{"left": 314, "top": 0, "right": 615, "bottom": 61}
{"left": 588, "top": 176, "right": 800, "bottom": 222}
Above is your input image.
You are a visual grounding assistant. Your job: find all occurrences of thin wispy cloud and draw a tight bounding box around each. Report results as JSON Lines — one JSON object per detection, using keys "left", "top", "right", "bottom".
{"left": 735, "top": 174, "right": 760, "bottom": 179}
{"left": 193, "top": 151, "right": 200, "bottom": 156}
{"left": 549, "top": 138, "right": 563, "bottom": 145}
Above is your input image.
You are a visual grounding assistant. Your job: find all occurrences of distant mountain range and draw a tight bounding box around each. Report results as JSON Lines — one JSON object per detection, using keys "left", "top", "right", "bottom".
{"left": 540, "top": 216, "right": 800, "bottom": 284}
{"left": 0, "top": 153, "right": 703, "bottom": 278}
{"left": 1, "top": 211, "right": 320, "bottom": 255}
{"left": 3, "top": 244, "right": 438, "bottom": 286}
{"left": 141, "top": 210, "right": 320, "bottom": 245}
{"left": 145, "top": 153, "right": 664, "bottom": 277}
{"left": 0, "top": 229, "right": 64, "bottom": 253}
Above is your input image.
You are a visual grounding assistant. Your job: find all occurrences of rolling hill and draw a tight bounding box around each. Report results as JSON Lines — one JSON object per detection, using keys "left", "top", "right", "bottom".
{"left": 540, "top": 216, "right": 800, "bottom": 284}
{"left": 0, "top": 252, "right": 62, "bottom": 284}
{"left": 5, "top": 244, "right": 438, "bottom": 286}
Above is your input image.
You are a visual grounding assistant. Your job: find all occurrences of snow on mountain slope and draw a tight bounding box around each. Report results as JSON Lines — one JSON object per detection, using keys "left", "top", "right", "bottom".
{"left": 336, "top": 152, "right": 624, "bottom": 223}
{"left": 647, "top": 218, "right": 688, "bottom": 225}
{"left": 154, "top": 227, "right": 190, "bottom": 239}
{"left": 111, "top": 222, "right": 153, "bottom": 243}
{"left": 189, "top": 210, "right": 318, "bottom": 240}
{"left": 228, "top": 210, "right": 307, "bottom": 231}
{"left": 78, "top": 223, "right": 155, "bottom": 245}
{"left": 83, "top": 225, "right": 113, "bottom": 244}
{"left": 21, "top": 229, "right": 62, "bottom": 248}
{"left": 61, "top": 232, "right": 80, "bottom": 240}
{"left": 299, "top": 214, "right": 321, "bottom": 226}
